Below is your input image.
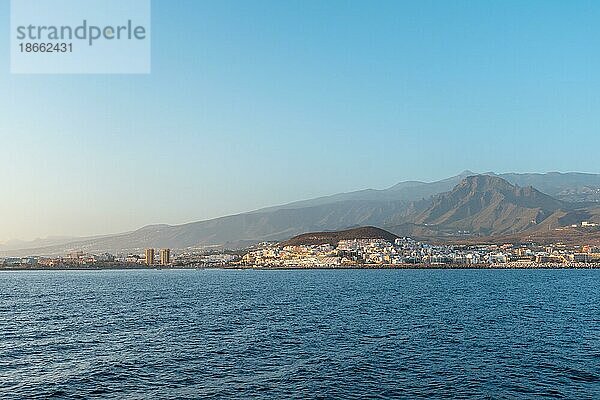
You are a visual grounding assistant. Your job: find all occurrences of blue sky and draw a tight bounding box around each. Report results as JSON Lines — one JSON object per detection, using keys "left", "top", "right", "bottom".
{"left": 1, "top": 0, "right": 600, "bottom": 241}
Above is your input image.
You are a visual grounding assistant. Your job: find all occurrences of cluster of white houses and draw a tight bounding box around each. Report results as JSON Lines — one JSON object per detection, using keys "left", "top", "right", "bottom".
{"left": 241, "top": 237, "right": 600, "bottom": 268}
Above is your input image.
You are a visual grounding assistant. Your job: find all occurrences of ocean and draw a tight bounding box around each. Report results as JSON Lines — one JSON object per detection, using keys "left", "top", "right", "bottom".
{"left": 1, "top": 269, "right": 599, "bottom": 399}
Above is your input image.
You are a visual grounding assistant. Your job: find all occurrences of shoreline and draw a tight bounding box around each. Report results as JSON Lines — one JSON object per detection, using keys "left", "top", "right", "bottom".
{"left": 1, "top": 263, "right": 600, "bottom": 272}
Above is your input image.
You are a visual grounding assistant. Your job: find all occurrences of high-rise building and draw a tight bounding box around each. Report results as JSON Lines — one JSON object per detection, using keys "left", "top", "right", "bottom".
{"left": 145, "top": 248, "right": 155, "bottom": 266}
{"left": 160, "top": 249, "right": 171, "bottom": 266}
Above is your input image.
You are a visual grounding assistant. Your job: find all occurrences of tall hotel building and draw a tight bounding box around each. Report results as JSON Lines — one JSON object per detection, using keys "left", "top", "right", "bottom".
{"left": 160, "top": 249, "right": 171, "bottom": 265}
{"left": 145, "top": 249, "right": 155, "bottom": 266}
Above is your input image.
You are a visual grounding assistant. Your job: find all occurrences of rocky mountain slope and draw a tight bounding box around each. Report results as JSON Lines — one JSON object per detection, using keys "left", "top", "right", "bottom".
{"left": 407, "top": 175, "right": 567, "bottom": 236}
{"left": 3, "top": 172, "right": 600, "bottom": 256}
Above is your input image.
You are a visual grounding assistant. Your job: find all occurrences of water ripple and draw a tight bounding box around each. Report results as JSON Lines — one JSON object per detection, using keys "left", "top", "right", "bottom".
{"left": 0, "top": 269, "right": 599, "bottom": 399}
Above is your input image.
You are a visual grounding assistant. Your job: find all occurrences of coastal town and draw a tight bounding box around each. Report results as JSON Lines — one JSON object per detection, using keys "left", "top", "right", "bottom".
{"left": 2, "top": 235, "right": 600, "bottom": 270}
{"left": 240, "top": 237, "right": 600, "bottom": 268}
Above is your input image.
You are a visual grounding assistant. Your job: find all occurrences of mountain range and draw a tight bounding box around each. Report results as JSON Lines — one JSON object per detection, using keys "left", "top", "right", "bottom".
{"left": 3, "top": 171, "right": 600, "bottom": 256}
{"left": 413, "top": 175, "right": 565, "bottom": 235}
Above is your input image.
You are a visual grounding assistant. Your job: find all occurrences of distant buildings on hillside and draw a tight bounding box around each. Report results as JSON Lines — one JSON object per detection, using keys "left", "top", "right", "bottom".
{"left": 2, "top": 239, "right": 600, "bottom": 269}
{"left": 240, "top": 237, "right": 600, "bottom": 268}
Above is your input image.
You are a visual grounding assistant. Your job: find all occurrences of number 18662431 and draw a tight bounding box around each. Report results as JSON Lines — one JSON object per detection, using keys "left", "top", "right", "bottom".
{"left": 19, "top": 43, "right": 73, "bottom": 53}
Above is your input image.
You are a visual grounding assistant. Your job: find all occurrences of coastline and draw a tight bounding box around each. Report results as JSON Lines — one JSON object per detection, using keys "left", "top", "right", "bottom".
{"left": 2, "top": 263, "right": 600, "bottom": 272}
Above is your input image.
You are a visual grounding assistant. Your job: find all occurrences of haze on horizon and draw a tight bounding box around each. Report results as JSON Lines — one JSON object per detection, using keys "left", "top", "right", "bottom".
{"left": 1, "top": 1, "right": 600, "bottom": 242}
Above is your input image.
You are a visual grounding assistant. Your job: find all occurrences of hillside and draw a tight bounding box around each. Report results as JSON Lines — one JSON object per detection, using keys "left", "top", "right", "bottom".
{"left": 3, "top": 171, "right": 600, "bottom": 256}
{"left": 1, "top": 200, "right": 413, "bottom": 256}
{"left": 258, "top": 170, "right": 475, "bottom": 213}
{"left": 497, "top": 172, "right": 600, "bottom": 202}
{"left": 281, "top": 227, "right": 399, "bottom": 247}
{"left": 409, "top": 175, "right": 566, "bottom": 236}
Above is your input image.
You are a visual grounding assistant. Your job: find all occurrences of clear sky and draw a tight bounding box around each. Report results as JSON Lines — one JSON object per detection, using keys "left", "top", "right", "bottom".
{"left": 1, "top": 0, "right": 600, "bottom": 241}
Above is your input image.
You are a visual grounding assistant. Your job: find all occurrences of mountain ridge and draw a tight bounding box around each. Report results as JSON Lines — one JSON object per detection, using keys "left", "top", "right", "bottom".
{"left": 3, "top": 171, "right": 600, "bottom": 256}
{"left": 407, "top": 175, "right": 567, "bottom": 236}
